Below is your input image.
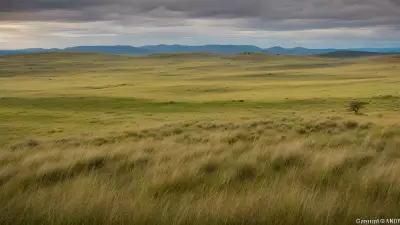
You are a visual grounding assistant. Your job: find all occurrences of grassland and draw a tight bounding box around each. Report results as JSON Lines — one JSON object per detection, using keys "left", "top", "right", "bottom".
{"left": 0, "top": 52, "right": 399, "bottom": 224}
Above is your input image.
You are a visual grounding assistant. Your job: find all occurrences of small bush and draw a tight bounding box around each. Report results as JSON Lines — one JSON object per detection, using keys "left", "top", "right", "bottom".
{"left": 200, "top": 161, "right": 219, "bottom": 174}
{"left": 25, "top": 139, "right": 40, "bottom": 148}
{"left": 235, "top": 164, "right": 257, "bottom": 181}
{"left": 225, "top": 132, "right": 251, "bottom": 144}
{"left": 297, "top": 128, "right": 308, "bottom": 135}
{"left": 271, "top": 154, "right": 305, "bottom": 171}
{"left": 359, "top": 123, "right": 373, "bottom": 130}
{"left": 171, "top": 128, "right": 183, "bottom": 135}
{"left": 344, "top": 121, "right": 358, "bottom": 129}
{"left": 348, "top": 101, "right": 369, "bottom": 115}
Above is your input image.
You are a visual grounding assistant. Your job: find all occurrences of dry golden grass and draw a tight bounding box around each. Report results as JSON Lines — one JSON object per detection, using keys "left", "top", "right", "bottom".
{"left": 1, "top": 119, "right": 400, "bottom": 224}
{"left": 1, "top": 52, "right": 400, "bottom": 224}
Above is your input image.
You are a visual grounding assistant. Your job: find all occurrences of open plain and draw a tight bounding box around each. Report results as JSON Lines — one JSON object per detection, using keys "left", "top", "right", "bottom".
{"left": 0, "top": 52, "right": 400, "bottom": 224}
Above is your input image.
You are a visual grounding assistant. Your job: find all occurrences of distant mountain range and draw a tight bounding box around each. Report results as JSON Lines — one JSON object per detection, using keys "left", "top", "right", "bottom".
{"left": 1, "top": 45, "right": 400, "bottom": 56}
{"left": 262, "top": 46, "right": 340, "bottom": 55}
{"left": 142, "top": 44, "right": 264, "bottom": 54}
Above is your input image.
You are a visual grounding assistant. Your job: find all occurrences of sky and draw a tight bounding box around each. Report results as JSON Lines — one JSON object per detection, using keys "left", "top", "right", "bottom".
{"left": 0, "top": 0, "right": 399, "bottom": 49}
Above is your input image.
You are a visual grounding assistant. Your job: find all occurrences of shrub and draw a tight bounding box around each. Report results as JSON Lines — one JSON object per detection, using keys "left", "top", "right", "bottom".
{"left": 297, "top": 128, "right": 308, "bottom": 135}
{"left": 344, "top": 120, "right": 359, "bottom": 129}
{"left": 348, "top": 101, "right": 369, "bottom": 115}
{"left": 200, "top": 161, "right": 219, "bottom": 174}
{"left": 235, "top": 164, "right": 257, "bottom": 181}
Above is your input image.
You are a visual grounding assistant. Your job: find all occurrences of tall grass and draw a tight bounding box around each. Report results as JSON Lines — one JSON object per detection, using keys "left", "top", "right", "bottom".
{"left": 1, "top": 53, "right": 399, "bottom": 224}
{"left": 1, "top": 119, "right": 400, "bottom": 224}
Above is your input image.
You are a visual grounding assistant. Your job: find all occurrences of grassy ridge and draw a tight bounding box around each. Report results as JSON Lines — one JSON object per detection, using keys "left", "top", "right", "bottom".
{"left": 0, "top": 52, "right": 400, "bottom": 224}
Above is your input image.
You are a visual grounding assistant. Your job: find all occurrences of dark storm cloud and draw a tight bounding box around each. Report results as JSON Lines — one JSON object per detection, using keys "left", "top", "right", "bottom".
{"left": 0, "top": 0, "right": 399, "bottom": 30}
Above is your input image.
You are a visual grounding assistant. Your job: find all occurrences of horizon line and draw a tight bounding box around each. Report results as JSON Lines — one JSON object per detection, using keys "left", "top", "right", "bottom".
{"left": 3, "top": 44, "right": 400, "bottom": 51}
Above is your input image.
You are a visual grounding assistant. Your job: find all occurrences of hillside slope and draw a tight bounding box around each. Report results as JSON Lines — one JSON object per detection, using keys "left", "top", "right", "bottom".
{"left": 318, "top": 50, "right": 390, "bottom": 58}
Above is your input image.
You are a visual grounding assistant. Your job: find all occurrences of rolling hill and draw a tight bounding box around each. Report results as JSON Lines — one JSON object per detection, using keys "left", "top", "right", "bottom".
{"left": 64, "top": 46, "right": 153, "bottom": 55}
{"left": 1, "top": 45, "right": 400, "bottom": 56}
{"left": 263, "top": 46, "right": 337, "bottom": 55}
{"left": 318, "top": 50, "right": 391, "bottom": 58}
{"left": 142, "top": 44, "right": 264, "bottom": 54}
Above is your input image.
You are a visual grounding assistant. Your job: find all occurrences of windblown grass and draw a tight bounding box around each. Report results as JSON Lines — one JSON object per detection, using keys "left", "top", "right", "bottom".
{"left": 1, "top": 119, "right": 400, "bottom": 224}
{"left": 0, "top": 52, "right": 399, "bottom": 224}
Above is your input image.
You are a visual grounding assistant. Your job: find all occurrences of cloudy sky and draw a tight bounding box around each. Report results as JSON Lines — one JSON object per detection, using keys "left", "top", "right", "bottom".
{"left": 0, "top": 0, "right": 399, "bottom": 49}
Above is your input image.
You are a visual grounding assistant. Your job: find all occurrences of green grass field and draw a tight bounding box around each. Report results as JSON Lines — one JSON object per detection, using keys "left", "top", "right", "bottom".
{"left": 0, "top": 52, "right": 400, "bottom": 224}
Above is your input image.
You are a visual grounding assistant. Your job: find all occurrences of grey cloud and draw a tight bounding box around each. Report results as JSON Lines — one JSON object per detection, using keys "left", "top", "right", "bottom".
{"left": 0, "top": 0, "right": 399, "bottom": 31}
